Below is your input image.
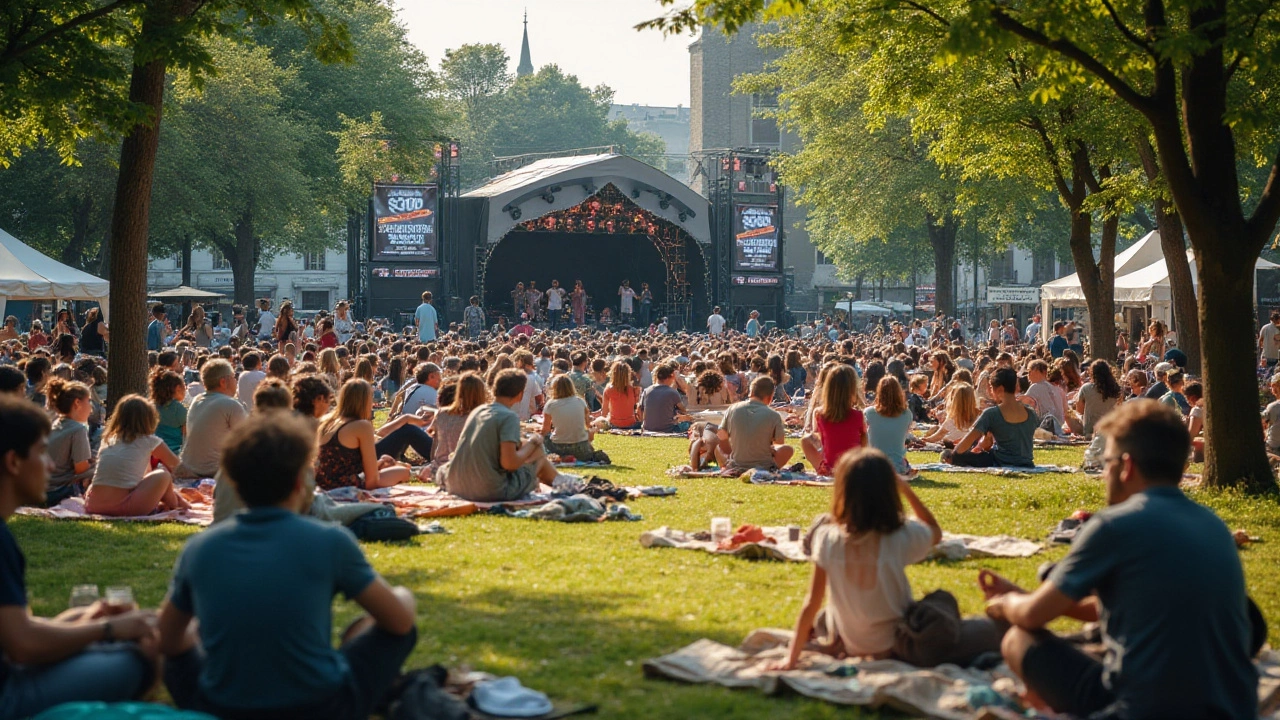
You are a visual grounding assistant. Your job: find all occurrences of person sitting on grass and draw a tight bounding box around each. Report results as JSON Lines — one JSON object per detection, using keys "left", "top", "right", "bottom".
{"left": 436, "top": 369, "right": 557, "bottom": 502}
{"left": 427, "top": 374, "right": 487, "bottom": 478}
{"left": 1185, "top": 381, "right": 1204, "bottom": 461}
{"left": 150, "top": 369, "right": 187, "bottom": 455}
{"left": 863, "top": 376, "right": 915, "bottom": 477}
{"left": 44, "top": 378, "right": 95, "bottom": 506}
{"left": 718, "top": 376, "right": 794, "bottom": 475}
{"left": 315, "top": 379, "right": 411, "bottom": 491}
{"left": 292, "top": 374, "right": 334, "bottom": 422}
{"left": 639, "top": 364, "right": 692, "bottom": 434}
{"left": 800, "top": 364, "right": 867, "bottom": 476}
{"left": 0, "top": 397, "right": 160, "bottom": 718}
{"left": 772, "top": 448, "right": 1000, "bottom": 669}
{"left": 178, "top": 359, "right": 248, "bottom": 479}
{"left": 84, "top": 395, "right": 190, "bottom": 517}
{"left": 920, "top": 382, "right": 979, "bottom": 447}
{"left": 687, "top": 421, "right": 730, "bottom": 471}
{"left": 540, "top": 374, "right": 605, "bottom": 461}
{"left": 1158, "top": 368, "right": 1190, "bottom": 416}
{"left": 944, "top": 368, "right": 1037, "bottom": 468}
{"left": 159, "top": 411, "right": 419, "bottom": 720}
{"left": 979, "top": 401, "right": 1258, "bottom": 719}
{"left": 596, "top": 361, "right": 641, "bottom": 431}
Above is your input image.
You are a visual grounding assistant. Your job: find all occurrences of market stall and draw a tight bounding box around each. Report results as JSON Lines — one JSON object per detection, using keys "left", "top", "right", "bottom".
{"left": 0, "top": 227, "right": 109, "bottom": 321}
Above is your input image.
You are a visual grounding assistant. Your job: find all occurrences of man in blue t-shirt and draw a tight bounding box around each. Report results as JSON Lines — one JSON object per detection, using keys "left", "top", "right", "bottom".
{"left": 158, "top": 412, "right": 418, "bottom": 719}
{"left": 980, "top": 401, "right": 1258, "bottom": 720}
{"left": 0, "top": 398, "right": 157, "bottom": 719}
{"left": 1047, "top": 320, "right": 1069, "bottom": 358}
{"left": 146, "top": 302, "right": 168, "bottom": 351}
{"left": 414, "top": 290, "right": 439, "bottom": 342}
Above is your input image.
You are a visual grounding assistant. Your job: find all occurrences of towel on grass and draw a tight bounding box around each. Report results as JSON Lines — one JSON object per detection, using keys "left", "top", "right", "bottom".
{"left": 605, "top": 429, "right": 687, "bottom": 437}
{"left": 640, "top": 527, "right": 1041, "bottom": 563}
{"left": 15, "top": 482, "right": 215, "bottom": 526}
{"left": 644, "top": 629, "right": 1024, "bottom": 720}
{"left": 913, "top": 463, "right": 1079, "bottom": 477}
{"left": 664, "top": 466, "right": 833, "bottom": 485}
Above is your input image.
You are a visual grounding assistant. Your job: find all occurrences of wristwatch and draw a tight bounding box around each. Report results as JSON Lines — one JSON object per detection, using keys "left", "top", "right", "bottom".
{"left": 102, "top": 620, "right": 114, "bottom": 643}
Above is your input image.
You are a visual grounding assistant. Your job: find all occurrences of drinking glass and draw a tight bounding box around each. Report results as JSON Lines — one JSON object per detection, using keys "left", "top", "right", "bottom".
{"left": 104, "top": 586, "right": 134, "bottom": 609}
{"left": 711, "top": 517, "right": 732, "bottom": 542}
{"left": 69, "top": 584, "right": 99, "bottom": 609}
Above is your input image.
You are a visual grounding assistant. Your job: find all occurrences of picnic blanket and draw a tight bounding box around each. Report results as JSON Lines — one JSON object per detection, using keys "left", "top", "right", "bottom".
{"left": 605, "top": 429, "right": 686, "bottom": 437}
{"left": 913, "top": 463, "right": 1079, "bottom": 477}
{"left": 639, "top": 527, "right": 1040, "bottom": 563}
{"left": 664, "top": 466, "right": 833, "bottom": 485}
{"left": 15, "top": 483, "right": 216, "bottom": 526}
{"left": 644, "top": 629, "right": 1024, "bottom": 720}
{"left": 551, "top": 460, "right": 611, "bottom": 469}
{"left": 1033, "top": 438, "right": 1090, "bottom": 447}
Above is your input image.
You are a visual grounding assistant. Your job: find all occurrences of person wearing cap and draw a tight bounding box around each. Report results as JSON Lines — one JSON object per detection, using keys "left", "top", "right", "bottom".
{"left": 510, "top": 314, "right": 534, "bottom": 338}
{"left": 1144, "top": 362, "right": 1173, "bottom": 400}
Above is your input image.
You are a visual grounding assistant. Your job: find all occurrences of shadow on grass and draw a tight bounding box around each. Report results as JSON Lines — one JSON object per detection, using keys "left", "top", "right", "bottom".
{"left": 907, "top": 477, "right": 961, "bottom": 489}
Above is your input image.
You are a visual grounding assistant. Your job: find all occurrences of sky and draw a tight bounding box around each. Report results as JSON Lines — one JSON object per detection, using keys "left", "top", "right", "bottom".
{"left": 391, "top": 0, "right": 695, "bottom": 107}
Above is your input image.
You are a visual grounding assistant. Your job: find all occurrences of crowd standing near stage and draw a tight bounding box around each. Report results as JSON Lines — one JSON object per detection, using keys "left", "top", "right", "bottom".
{"left": 0, "top": 282, "right": 1268, "bottom": 719}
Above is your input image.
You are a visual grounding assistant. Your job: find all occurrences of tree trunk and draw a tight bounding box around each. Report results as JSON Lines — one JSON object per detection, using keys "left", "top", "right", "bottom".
{"left": 1066, "top": 208, "right": 1117, "bottom": 362}
{"left": 227, "top": 208, "right": 258, "bottom": 306}
{"left": 181, "top": 235, "right": 192, "bottom": 287}
{"left": 1153, "top": 202, "right": 1200, "bottom": 372}
{"left": 106, "top": 56, "right": 168, "bottom": 408}
{"left": 63, "top": 195, "right": 94, "bottom": 269}
{"left": 926, "top": 214, "right": 957, "bottom": 317}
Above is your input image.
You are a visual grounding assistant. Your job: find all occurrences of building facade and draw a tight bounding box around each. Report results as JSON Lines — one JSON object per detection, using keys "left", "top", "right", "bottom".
{"left": 689, "top": 23, "right": 820, "bottom": 310}
{"left": 146, "top": 248, "right": 349, "bottom": 311}
{"left": 608, "top": 104, "right": 691, "bottom": 184}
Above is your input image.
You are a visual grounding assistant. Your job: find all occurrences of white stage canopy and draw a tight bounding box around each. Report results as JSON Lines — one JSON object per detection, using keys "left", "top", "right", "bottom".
{"left": 1039, "top": 230, "right": 1166, "bottom": 307}
{"left": 0, "top": 227, "right": 110, "bottom": 320}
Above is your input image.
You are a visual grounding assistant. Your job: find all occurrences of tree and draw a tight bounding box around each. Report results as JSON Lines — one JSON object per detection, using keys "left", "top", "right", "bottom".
{"left": 640, "top": 0, "right": 1280, "bottom": 490}
{"left": 439, "top": 43, "right": 512, "bottom": 185}
{"left": 150, "top": 37, "right": 319, "bottom": 306}
{"left": 102, "top": 0, "right": 348, "bottom": 408}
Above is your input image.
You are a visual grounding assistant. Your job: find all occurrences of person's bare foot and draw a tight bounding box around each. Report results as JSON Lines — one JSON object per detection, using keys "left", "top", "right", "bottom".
{"left": 978, "top": 569, "right": 1024, "bottom": 599}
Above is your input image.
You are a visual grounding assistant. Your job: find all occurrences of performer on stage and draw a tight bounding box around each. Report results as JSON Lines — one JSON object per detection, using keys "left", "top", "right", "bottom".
{"left": 526, "top": 282, "right": 543, "bottom": 323}
{"left": 638, "top": 282, "right": 654, "bottom": 328}
{"left": 618, "top": 280, "right": 637, "bottom": 325}
{"left": 512, "top": 282, "right": 526, "bottom": 319}
{"left": 546, "top": 280, "right": 566, "bottom": 330}
{"left": 571, "top": 280, "right": 587, "bottom": 327}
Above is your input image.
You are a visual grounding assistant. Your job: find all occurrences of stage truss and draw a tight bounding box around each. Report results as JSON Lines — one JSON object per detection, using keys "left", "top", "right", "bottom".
{"left": 474, "top": 183, "right": 711, "bottom": 327}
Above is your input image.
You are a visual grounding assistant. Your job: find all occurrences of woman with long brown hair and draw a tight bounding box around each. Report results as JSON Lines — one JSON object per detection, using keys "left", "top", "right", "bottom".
{"left": 800, "top": 364, "right": 867, "bottom": 475}
{"left": 428, "top": 373, "right": 488, "bottom": 471}
{"left": 84, "top": 395, "right": 189, "bottom": 516}
{"left": 598, "top": 361, "right": 640, "bottom": 430}
{"left": 274, "top": 300, "right": 298, "bottom": 347}
{"left": 315, "top": 379, "right": 411, "bottom": 490}
{"left": 864, "top": 376, "right": 914, "bottom": 476}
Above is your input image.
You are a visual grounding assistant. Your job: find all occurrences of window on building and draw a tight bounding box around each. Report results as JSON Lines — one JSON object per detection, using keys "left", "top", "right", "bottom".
{"left": 990, "top": 248, "right": 1016, "bottom": 283}
{"left": 211, "top": 249, "right": 230, "bottom": 270}
{"left": 750, "top": 92, "right": 780, "bottom": 148}
{"left": 300, "top": 290, "right": 329, "bottom": 310}
{"left": 303, "top": 251, "right": 326, "bottom": 271}
{"left": 174, "top": 253, "right": 183, "bottom": 270}
{"left": 1032, "top": 250, "right": 1057, "bottom": 283}
{"left": 815, "top": 249, "right": 829, "bottom": 265}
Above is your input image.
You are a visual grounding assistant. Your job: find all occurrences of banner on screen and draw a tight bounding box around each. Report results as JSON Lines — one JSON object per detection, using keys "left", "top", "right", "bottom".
{"left": 1258, "top": 268, "right": 1280, "bottom": 327}
{"left": 373, "top": 184, "right": 438, "bottom": 261}
{"left": 733, "top": 204, "right": 779, "bottom": 272}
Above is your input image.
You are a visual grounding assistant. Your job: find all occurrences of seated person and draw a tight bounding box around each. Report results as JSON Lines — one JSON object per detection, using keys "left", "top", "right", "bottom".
{"left": 541, "top": 375, "right": 605, "bottom": 461}
{"left": 399, "top": 363, "right": 441, "bottom": 416}
{"left": 178, "top": 359, "right": 248, "bottom": 479}
{"left": 718, "top": 376, "right": 795, "bottom": 474}
{"left": 981, "top": 401, "right": 1258, "bottom": 719}
{"left": 436, "top": 369, "right": 557, "bottom": 502}
{"left": 159, "top": 412, "right": 418, "bottom": 720}
{"left": 85, "top": 395, "right": 190, "bottom": 516}
{"left": 687, "top": 421, "right": 730, "bottom": 470}
{"left": 427, "top": 375, "right": 486, "bottom": 477}
{"left": 773, "top": 448, "right": 999, "bottom": 669}
{"left": 920, "top": 383, "right": 978, "bottom": 447}
{"left": 45, "top": 378, "right": 95, "bottom": 506}
{"left": 1018, "top": 359, "right": 1067, "bottom": 435}
{"left": 639, "top": 364, "right": 692, "bottom": 433}
{"left": 1185, "top": 381, "right": 1204, "bottom": 461}
{"left": 151, "top": 370, "right": 188, "bottom": 454}
{"left": 0, "top": 397, "right": 159, "bottom": 719}
{"left": 315, "top": 379, "right": 411, "bottom": 491}
{"left": 906, "top": 374, "right": 931, "bottom": 422}
{"left": 945, "top": 368, "right": 1038, "bottom": 468}
{"left": 690, "top": 369, "right": 733, "bottom": 409}
{"left": 800, "top": 365, "right": 867, "bottom": 475}
{"left": 596, "top": 361, "right": 640, "bottom": 430}
{"left": 1158, "top": 369, "right": 1190, "bottom": 416}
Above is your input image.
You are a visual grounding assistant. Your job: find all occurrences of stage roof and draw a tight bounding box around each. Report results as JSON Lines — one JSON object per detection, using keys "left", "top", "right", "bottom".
{"left": 464, "top": 154, "right": 712, "bottom": 246}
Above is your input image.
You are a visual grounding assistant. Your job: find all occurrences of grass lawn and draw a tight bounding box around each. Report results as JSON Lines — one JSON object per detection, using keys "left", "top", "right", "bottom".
{"left": 10, "top": 437, "right": 1280, "bottom": 719}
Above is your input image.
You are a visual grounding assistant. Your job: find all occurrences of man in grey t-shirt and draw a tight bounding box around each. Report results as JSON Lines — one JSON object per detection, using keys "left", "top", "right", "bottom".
{"left": 437, "top": 369, "right": 557, "bottom": 502}
{"left": 718, "top": 376, "right": 793, "bottom": 473}
{"left": 638, "top": 365, "right": 689, "bottom": 433}
{"left": 178, "top": 360, "right": 248, "bottom": 478}
{"left": 981, "top": 401, "right": 1257, "bottom": 720}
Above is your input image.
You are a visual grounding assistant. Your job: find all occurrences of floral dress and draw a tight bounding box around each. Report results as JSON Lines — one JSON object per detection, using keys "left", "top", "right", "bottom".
{"left": 463, "top": 305, "right": 485, "bottom": 338}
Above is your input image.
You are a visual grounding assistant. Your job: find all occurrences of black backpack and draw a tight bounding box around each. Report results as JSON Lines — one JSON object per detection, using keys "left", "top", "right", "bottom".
{"left": 347, "top": 506, "right": 419, "bottom": 542}
{"left": 386, "top": 666, "right": 471, "bottom": 720}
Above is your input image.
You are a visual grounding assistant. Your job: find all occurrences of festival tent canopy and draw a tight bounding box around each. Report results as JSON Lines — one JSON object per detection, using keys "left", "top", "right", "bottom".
{"left": 1111, "top": 249, "right": 1280, "bottom": 304}
{"left": 463, "top": 153, "right": 712, "bottom": 247}
{"left": 149, "top": 286, "right": 225, "bottom": 301}
{"left": 1039, "top": 230, "right": 1167, "bottom": 307}
{"left": 834, "top": 300, "right": 892, "bottom": 315}
{"left": 0, "top": 227, "right": 109, "bottom": 320}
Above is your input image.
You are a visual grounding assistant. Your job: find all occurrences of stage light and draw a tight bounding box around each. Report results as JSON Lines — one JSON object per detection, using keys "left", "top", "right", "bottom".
{"left": 509, "top": 208, "right": 522, "bottom": 220}
{"left": 542, "top": 192, "right": 555, "bottom": 203}
{"left": 678, "top": 211, "right": 688, "bottom": 222}
{"left": 659, "top": 195, "right": 671, "bottom": 210}
{"left": 631, "top": 189, "right": 640, "bottom": 199}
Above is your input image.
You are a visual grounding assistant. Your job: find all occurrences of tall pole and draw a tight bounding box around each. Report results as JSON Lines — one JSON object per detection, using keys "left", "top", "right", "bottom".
{"left": 972, "top": 222, "right": 979, "bottom": 332}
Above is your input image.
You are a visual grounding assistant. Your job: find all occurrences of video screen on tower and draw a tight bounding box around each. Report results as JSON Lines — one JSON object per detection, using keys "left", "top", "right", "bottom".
{"left": 372, "top": 184, "right": 438, "bottom": 261}
{"left": 733, "top": 203, "right": 779, "bottom": 272}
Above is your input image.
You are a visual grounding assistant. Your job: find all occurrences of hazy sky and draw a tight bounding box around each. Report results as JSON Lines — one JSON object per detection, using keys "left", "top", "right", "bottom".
{"left": 391, "top": 0, "right": 695, "bottom": 107}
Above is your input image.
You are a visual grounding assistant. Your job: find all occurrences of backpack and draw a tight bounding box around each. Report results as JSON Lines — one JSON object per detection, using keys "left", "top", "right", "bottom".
{"left": 347, "top": 506, "right": 419, "bottom": 542}
{"left": 386, "top": 666, "right": 471, "bottom": 720}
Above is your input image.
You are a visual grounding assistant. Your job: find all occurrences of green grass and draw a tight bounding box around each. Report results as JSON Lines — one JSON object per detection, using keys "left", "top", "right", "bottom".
{"left": 11, "top": 438, "right": 1280, "bottom": 718}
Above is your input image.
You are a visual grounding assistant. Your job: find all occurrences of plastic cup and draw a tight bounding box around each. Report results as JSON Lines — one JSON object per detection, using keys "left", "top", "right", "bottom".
{"left": 104, "top": 586, "right": 134, "bottom": 609}
{"left": 711, "top": 517, "right": 732, "bottom": 542}
{"left": 69, "top": 584, "right": 99, "bottom": 609}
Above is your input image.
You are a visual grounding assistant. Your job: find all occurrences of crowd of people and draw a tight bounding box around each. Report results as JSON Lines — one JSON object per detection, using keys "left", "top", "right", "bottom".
{"left": 0, "top": 296, "right": 1266, "bottom": 719}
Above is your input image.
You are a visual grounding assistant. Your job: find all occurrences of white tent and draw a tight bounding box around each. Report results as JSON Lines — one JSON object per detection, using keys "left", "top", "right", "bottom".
{"left": 834, "top": 300, "right": 892, "bottom": 315}
{"left": 1110, "top": 249, "right": 1279, "bottom": 326}
{"left": 1039, "top": 230, "right": 1167, "bottom": 308}
{"left": 0, "top": 227, "right": 110, "bottom": 321}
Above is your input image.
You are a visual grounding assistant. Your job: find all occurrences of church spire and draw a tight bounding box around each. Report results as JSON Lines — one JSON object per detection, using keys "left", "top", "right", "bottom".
{"left": 517, "top": 10, "right": 533, "bottom": 77}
